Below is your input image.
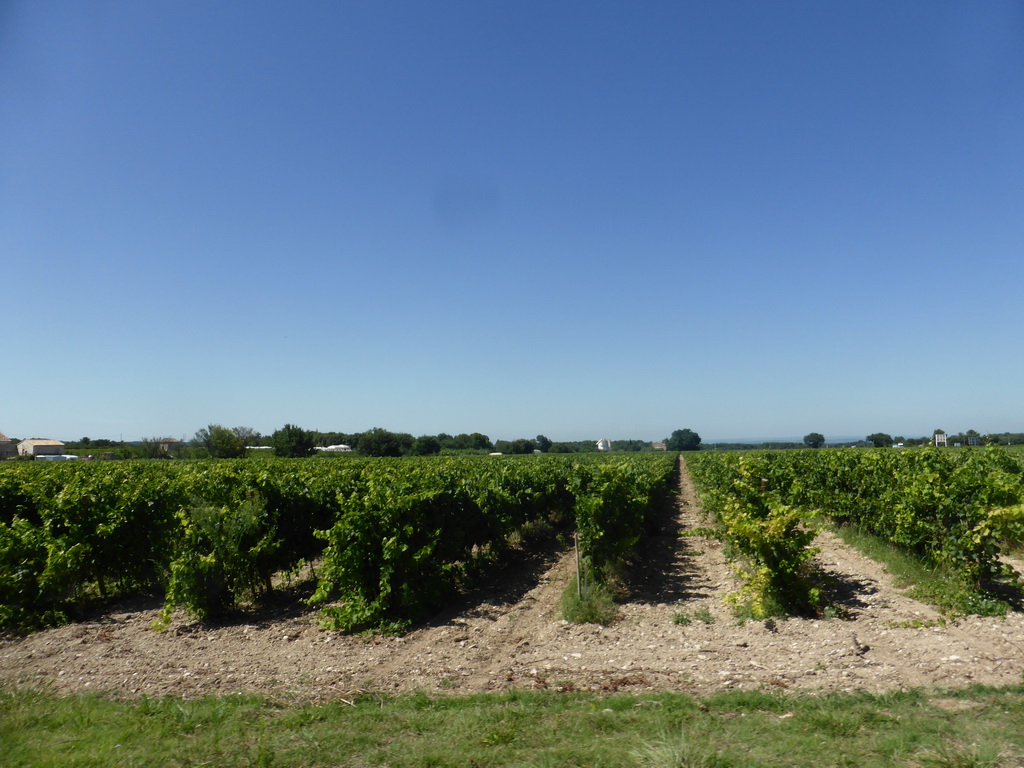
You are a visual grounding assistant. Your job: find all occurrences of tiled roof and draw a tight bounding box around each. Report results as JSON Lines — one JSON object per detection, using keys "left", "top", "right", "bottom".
{"left": 20, "top": 439, "right": 64, "bottom": 446}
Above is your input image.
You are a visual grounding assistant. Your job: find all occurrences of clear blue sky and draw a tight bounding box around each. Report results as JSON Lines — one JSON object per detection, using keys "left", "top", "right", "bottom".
{"left": 3, "top": 2, "right": 1022, "bottom": 444}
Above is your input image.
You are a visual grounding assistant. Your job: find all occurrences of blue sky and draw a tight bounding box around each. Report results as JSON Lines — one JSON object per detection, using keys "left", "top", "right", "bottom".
{"left": 3, "top": 1, "right": 1022, "bottom": 444}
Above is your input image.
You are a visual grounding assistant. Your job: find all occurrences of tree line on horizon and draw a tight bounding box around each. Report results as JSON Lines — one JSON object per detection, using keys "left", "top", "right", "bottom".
{"left": 15, "top": 425, "right": 1022, "bottom": 461}
{"left": 50, "top": 427, "right": 677, "bottom": 460}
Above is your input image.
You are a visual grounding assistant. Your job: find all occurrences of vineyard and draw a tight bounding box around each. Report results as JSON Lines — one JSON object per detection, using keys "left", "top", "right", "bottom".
{"left": 687, "top": 446, "right": 1024, "bottom": 619}
{"left": 0, "top": 453, "right": 675, "bottom": 634}
{"left": 3, "top": 448, "right": 1024, "bottom": 699}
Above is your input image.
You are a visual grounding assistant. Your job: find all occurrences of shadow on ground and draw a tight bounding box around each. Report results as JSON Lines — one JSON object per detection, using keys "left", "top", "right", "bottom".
{"left": 625, "top": 469, "right": 715, "bottom": 605}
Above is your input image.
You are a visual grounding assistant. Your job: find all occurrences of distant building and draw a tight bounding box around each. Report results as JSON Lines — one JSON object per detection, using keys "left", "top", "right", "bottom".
{"left": 315, "top": 445, "right": 353, "bottom": 452}
{"left": 651, "top": 442, "right": 667, "bottom": 451}
{"left": 159, "top": 438, "right": 181, "bottom": 453}
{"left": 597, "top": 438, "right": 612, "bottom": 452}
{"left": 0, "top": 432, "right": 16, "bottom": 460}
{"left": 933, "top": 432, "right": 947, "bottom": 448}
{"left": 18, "top": 439, "right": 65, "bottom": 458}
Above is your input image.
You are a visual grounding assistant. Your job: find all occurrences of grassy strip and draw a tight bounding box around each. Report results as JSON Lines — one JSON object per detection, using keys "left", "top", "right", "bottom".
{"left": 560, "top": 575, "right": 618, "bottom": 625}
{"left": 2, "top": 686, "right": 1024, "bottom": 767}
{"left": 832, "top": 524, "right": 1015, "bottom": 617}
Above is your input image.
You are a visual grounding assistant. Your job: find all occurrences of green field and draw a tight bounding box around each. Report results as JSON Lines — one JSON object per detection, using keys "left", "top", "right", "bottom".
{"left": 4, "top": 686, "right": 1024, "bottom": 767}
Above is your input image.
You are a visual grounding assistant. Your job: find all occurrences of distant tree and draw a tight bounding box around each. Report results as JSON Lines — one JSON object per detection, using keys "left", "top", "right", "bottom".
{"left": 193, "top": 425, "right": 247, "bottom": 459}
{"left": 136, "top": 437, "right": 165, "bottom": 459}
{"left": 232, "top": 426, "right": 261, "bottom": 447}
{"left": 976, "top": 430, "right": 1021, "bottom": 446}
{"left": 550, "top": 440, "right": 600, "bottom": 453}
{"left": 193, "top": 427, "right": 211, "bottom": 448}
{"left": 411, "top": 435, "right": 441, "bottom": 455}
{"left": 513, "top": 438, "right": 537, "bottom": 454}
{"left": 866, "top": 433, "right": 893, "bottom": 448}
{"left": 272, "top": 424, "right": 316, "bottom": 458}
{"left": 610, "top": 439, "right": 655, "bottom": 452}
{"left": 213, "top": 427, "right": 246, "bottom": 458}
{"left": 803, "top": 432, "right": 826, "bottom": 449}
{"left": 448, "top": 432, "right": 492, "bottom": 451}
{"left": 535, "top": 434, "right": 552, "bottom": 452}
{"left": 69, "top": 437, "right": 119, "bottom": 450}
{"left": 984, "top": 432, "right": 1024, "bottom": 446}
{"left": 493, "top": 438, "right": 537, "bottom": 455}
{"left": 358, "top": 427, "right": 404, "bottom": 457}
{"left": 665, "top": 429, "right": 702, "bottom": 451}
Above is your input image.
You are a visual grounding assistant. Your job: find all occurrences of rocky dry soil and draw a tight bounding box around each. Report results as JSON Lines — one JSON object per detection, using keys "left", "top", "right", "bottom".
{"left": 2, "top": 460, "right": 1023, "bottom": 701}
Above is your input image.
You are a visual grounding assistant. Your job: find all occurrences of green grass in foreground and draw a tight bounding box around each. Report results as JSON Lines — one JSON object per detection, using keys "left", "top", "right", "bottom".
{"left": 2, "top": 686, "right": 1024, "bottom": 767}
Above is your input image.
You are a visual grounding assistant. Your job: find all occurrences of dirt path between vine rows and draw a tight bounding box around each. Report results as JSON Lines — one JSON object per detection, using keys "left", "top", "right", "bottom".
{"left": 2, "top": 458, "right": 1024, "bottom": 701}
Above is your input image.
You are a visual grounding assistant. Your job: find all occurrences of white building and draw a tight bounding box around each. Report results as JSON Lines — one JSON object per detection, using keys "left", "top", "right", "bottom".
{"left": 596, "top": 438, "right": 612, "bottom": 452}
{"left": 18, "top": 439, "right": 66, "bottom": 457}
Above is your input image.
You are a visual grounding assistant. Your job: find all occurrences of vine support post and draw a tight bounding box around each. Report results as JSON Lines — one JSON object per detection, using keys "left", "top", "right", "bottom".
{"left": 575, "top": 531, "right": 582, "bottom": 599}
{"left": 574, "top": 531, "right": 590, "bottom": 599}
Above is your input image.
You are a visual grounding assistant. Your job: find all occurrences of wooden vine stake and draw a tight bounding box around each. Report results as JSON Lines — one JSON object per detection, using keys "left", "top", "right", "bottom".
{"left": 575, "top": 531, "right": 582, "bottom": 599}
{"left": 574, "top": 531, "right": 590, "bottom": 599}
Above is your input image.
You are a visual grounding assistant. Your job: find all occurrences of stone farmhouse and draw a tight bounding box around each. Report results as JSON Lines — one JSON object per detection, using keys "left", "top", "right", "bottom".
{"left": 17, "top": 439, "right": 66, "bottom": 458}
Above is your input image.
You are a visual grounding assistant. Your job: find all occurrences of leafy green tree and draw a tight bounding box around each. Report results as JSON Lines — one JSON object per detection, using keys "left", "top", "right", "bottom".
{"left": 136, "top": 438, "right": 166, "bottom": 459}
{"left": 535, "top": 434, "right": 552, "bottom": 452}
{"left": 232, "top": 426, "right": 261, "bottom": 447}
{"left": 272, "top": 424, "right": 316, "bottom": 458}
{"left": 493, "top": 438, "right": 537, "bottom": 454}
{"left": 803, "top": 432, "right": 826, "bottom": 449}
{"left": 194, "top": 425, "right": 246, "bottom": 458}
{"left": 358, "top": 427, "right": 404, "bottom": 457}
{"left": 411, "top": 435, "right": 441, "bottom": 455}
{"left": 470, "top": 433, "right": 493, "bottom": 450}
{"left": 866, "top": 432, "right": 893, "bottom": 448}
{"left": 449, "top": 432, "right": 492, "bottom": 451}
{"left": 665, "top": 428, "right": 701, "bottom": 451}
{"left": 513, "top": 438, "right": 537, "bottom": 454}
